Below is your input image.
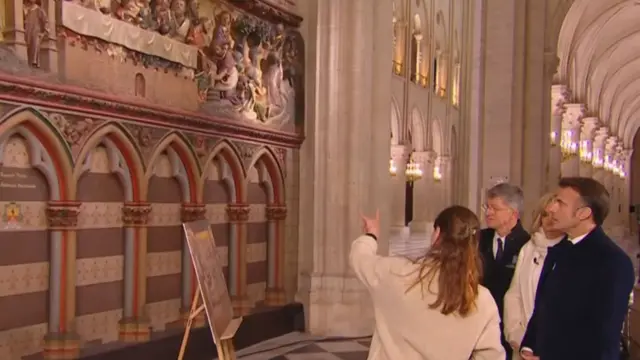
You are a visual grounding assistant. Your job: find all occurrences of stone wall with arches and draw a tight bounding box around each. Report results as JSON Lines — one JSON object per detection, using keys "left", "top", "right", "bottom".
{"left": 0, "top": 106, "right": 294, "bottom": 359}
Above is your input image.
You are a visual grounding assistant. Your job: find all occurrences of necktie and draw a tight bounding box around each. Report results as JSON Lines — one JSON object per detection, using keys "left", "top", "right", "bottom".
{"left": 496, "top": 238, "right": 504, "bottom": 261}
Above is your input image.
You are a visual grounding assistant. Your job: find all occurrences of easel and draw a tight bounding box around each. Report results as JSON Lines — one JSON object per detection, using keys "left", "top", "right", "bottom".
{"left": 177, "top": 286, "right": 243, "bottom": 360}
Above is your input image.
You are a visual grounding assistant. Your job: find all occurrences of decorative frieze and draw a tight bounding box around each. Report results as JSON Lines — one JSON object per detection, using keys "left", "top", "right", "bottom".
{"left": 122, "top": 202, "right": 151, "bottom": 227}
{"left": 180, "top": 203, "right": 207, "bottom": 223}
{"left": 46, "top": 201, "right": 81, "bottom": 229}
{"left": 266, "top": 205, "right": 287, "bottom": 221}
{"left": 226, "top": 204, "right": 250, "bottom": 223}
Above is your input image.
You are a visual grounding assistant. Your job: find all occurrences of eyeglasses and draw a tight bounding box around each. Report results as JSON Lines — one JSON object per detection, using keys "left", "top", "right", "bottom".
{"left": 481, "top": 204, "right": 512, "bottom": 213}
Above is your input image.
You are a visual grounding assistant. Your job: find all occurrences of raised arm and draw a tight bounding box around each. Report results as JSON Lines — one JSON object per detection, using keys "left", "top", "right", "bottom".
{"left": 503, "top": 247, "right": 527, "bottom": 347}
{"left": 349, "top": 234, "right": 388, "bottom": 289}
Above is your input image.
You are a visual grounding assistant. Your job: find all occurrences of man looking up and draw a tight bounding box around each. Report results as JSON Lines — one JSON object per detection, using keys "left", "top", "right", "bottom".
{"left": 520, "top": 177, "right": 634, "bottom": 360}
{"left": 480, "top": 183, "right": 530, "bottom": 359}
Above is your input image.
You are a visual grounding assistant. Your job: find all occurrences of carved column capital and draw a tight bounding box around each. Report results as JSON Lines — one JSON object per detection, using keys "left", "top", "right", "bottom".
{"left": 226, "top": 204, "right": 250, "bottom": 223}
{"left": 412, "top": 150, "right": 438, "bottom": 167}
{"left": 593, "top": 127, "right": 609, "bottom": 149}
{"left": 122, "top": 202, "right": 151, "bottom": 227}
{"left": 266, "top": 205, "right": 287, "bottom": 221}
{"left": 181, "top": 203, "right": 207, "bottom": 223}
{"left": 551, "top": 85, "right": 570, "bottom": 116}
{"left": 562, "top": 103, "right": 585, "bottom": 129}
{"left": 46, "top": 201, "right": 81, "bottom": 230}
{"left": 580, "top": 117, "right": 600, "bottom": 140}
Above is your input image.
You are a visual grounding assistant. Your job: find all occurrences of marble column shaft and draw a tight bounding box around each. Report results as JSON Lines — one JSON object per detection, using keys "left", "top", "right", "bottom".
{"left": 390, "top": 145, "right": 409, "bottom": 231}
{"left": 297, "top": 0, "right": 393, "bottom": 336}
{"left": 226, "top": 203, "right": 251, "bottom": 315}
{"left": 409, "top": 150, "right": 437, "bottom": 234}
{"left": 120, "top": 201, "right": 151, "bottom": 341}
{"left": 265, "top": 204, "right": 287, "bottom": 305}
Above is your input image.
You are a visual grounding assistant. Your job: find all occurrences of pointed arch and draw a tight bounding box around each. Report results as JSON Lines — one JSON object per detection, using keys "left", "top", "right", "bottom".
{"left": 145, "top": 131, "right": 200, "bottom": 203}
{"left": 0, "top": 107, "right": 73, "bottom": 200}
{"left": 73, "top": 122, "right": 145, "bottom": 201}
{"left": 246, "top": 147, "right": 285, "bottom": 205}
{"left": 391, "top": 97, "right": 401, "bottom": 145}
{"left": 410, "top": 106, "right": 426, "bottom": 151}
{"left": 200, "top": 140, "right": 246, "bottom": 202}
{"left": 432, "top": 117, "right": 443, "bottom": 154}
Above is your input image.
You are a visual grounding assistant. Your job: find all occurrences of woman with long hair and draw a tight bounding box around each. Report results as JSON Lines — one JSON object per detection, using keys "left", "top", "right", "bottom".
{"left": 351, "top": 206, "right": 504, "bottom": 360}
{"left": 503, "top": 193, "right": 564, "bottom": 359}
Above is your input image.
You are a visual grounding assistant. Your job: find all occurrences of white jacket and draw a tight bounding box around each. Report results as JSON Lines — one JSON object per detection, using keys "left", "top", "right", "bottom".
{"left": 503, "top": 231, "right": 562, "bottom": 358}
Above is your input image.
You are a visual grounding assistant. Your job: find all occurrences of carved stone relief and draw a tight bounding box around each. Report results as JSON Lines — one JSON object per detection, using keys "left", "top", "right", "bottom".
{"left": 231, "top": 141, "right": 261, "bottom": 171}
{"left": 44, "top": 112, "right": 103, "bottom": 158}
{"left": 186, "top": 133, "right": 219, "bottom": 161}
{"left": 123, "top": 124, "right": 168, "bottom": 163}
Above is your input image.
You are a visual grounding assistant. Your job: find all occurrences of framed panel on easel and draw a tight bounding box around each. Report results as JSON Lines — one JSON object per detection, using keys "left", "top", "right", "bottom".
{"left": 179, "top": 220, "right": 242, "bottom": 360}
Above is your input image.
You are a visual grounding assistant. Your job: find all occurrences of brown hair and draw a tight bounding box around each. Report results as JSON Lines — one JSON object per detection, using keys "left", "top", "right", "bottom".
{"left": 407, "top": 205, "right": 482, "bottom": 317}
{"left": 529, "top": 193, "right": 556, "bottom": 233}
{"left": 558, "top": 177, "right": 610, "bottom": 226}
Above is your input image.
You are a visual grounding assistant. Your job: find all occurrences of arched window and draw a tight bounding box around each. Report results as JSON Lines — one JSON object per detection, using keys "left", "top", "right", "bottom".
{"left": 134, "top": 73, "right": 146, "bottom": 98}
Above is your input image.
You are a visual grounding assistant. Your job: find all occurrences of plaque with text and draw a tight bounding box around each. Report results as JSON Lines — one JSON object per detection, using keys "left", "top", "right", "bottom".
{"left": 182, "top": 220, "right": 234, "bottom": 342}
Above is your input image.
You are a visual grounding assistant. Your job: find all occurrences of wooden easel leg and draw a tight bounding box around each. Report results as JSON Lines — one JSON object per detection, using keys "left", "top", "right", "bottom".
{"left": 217, "top": 339, "right": 236, "bottom": 360}
{"left": 177, "top": 287, "right": 203, "bottom": 360}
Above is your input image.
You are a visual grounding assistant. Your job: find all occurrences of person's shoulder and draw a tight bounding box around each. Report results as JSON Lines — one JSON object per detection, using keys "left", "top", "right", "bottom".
{"left": 588, "top": 230, "right": 633, "bottom": 272}
{"left": 477, "top": 285, "right": 499, "bottom": 310}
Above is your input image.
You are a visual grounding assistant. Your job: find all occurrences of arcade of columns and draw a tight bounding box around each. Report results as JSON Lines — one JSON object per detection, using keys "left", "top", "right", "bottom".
{"left": 550, "top": 85, "right": 633, "bottom": 238}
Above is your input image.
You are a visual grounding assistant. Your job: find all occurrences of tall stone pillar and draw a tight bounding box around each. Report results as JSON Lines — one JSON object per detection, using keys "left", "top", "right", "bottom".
{"left": 226, "top": 203, "right": 251, "bottom": 316}
{"left": 2, "top": 0, "right": 27, "bottom": 60}
{"left": 560, "top": 103, "right": 584, "bottom": 177}
{"left": 180, "top": 203, "right": 206, "bottom": 326}
{"left": 592, "top": 128, "right": 609, "bottom": 184}
{"left": 390, "top": 145, "right": 409, "bottom": 235}
{"left": 579, "top": 117, "right": 599, "bottom": 177}
{"left": 296, "top": 0, "right": 393, "bottom": 336}
{"left": 549, "top": 85, "right": 569, "bottom": 188}
{"left": 603, "top": 137, "right": 618, "bottom": 231}
{"left": 119, "top": 202, "right": 152, "bottom": 341}
{"left": 440, "top": 155, "right": 452, "bottom": 207}
{"left": 265, "top": 204, "right": 288, "bottom": 306}
{"left": 410, "top": 150, "right": 437, "bottom": 234}
{"left": 44, "top": 201, "right": 81, "bottom": 359}
{"left": 621, "top": 149, "right": 634, "bottom": 230}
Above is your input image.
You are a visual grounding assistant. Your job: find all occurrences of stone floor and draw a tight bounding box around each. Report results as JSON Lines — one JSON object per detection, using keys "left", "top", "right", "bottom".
{"left": 236, "top": 332, "right": 371, "bottom": 360}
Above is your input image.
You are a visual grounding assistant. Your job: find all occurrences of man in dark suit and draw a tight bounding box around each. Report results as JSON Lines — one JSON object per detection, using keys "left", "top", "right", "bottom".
{"left": 521, "top": 177, "right": 634, "bottom": 360}
{"left": 479, "top": 183, "right": 531, "bottom": 359}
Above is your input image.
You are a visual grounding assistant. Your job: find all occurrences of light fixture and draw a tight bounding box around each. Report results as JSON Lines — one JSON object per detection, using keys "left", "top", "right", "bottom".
{"left": 592, "top": 148, "right": 604, "bottom": 168}
{"left": 579, "top": 140, "right": 592, "bottom": 163}
{"left": 560, "top": 130, "right": 578, "bottom": 161}
{"left": 389, "top": 158, "right": 397, "bottom": 176}
{"left": 405, "top": 155, "right": 423, "bottom": 182}
{"left": 433, "top": 161, "right": 442, "bottom": 182}
{"left": 550, "top": 131, "right": 558, "bottom": 147}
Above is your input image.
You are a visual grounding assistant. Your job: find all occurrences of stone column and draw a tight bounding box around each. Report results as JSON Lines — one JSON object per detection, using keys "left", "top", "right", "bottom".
{"left": 440, "top": 155, "right": 452, "bottom": 207}
{"left": 43, "top": 201, "right": 81, "bottom": 360}
{"left": 226, "top": 203, "right": 251, "bottom": 316}
{"left": 180, "top": 203, "right": 206, "bottom": 326}
{"left": 621, "top": 149, "right": 634, "bottom": 230}
{"left": 592, "top": 128, "right": 609, "bottom": 184}
{"left": 119, "top": 202, "right": 152, "bottom": 342}
{"left": 265, "top": 204, "right": 287, "bottom": 306}
{"left": 560, "top": 103, "right": 584, "bottom": 177}
{"left": 410, "top": 150, "right": 437, "bottom": 234}
{"left": 549, "top": 85, "right": 569, "bottom": 188}
{"left": 296, "top": 0, "right": 392, "bottom": 336}
{"left": 603, "top": 137, "right": 618, "bottom": 231}
{"left": 390, "top": 145, "right": 409, "bottom": 235}
{"left": 2, "top": 0, "right": 27, "bottom": 60}
{"left": 413, "top": 34, "right": 423, "bottom": 83}
{"left": 579, "top": 117, "right": 599, "bottom": 177}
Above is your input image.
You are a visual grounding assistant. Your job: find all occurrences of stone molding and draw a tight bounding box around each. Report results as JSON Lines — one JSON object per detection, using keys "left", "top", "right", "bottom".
{"left": 226, "top": 204, "right": 250, "bottom": 223}
{"left": 122, "top": 202, "right": 152, "bottom": 227}
{"left": 46, "top": 201, "right": 81, "bottom": 230}
{"left": 266, "top": 205, "right": 287, "bottom": 221}
{"left": 180, "top": 203, "right": 207, "bottom": 223}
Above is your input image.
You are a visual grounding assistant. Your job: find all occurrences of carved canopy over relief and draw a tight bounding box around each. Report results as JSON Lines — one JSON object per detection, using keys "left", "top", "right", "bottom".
{"left": 59, "top": 0, "right": 304, "bottom": 130}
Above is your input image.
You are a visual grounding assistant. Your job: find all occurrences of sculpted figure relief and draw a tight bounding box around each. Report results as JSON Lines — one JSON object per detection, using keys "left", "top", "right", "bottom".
{"left": 23, "top": 0, "right": 49, "bottom": 68}
{"left": 65, "top": 0, "right": 304, "bottom": 127}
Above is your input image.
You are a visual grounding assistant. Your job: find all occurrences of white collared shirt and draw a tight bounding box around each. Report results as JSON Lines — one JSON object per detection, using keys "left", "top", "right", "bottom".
{"left": 568, "top": 234, "right": 587, "bottom": 245}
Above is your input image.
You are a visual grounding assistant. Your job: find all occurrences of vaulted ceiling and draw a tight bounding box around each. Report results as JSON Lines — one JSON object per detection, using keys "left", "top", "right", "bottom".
{"left": 557, "top": 0, "right": 640, "bottom": 147}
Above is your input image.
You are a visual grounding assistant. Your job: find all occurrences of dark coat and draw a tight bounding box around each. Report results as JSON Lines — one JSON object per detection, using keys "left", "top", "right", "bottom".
{"left": 521, "top": 227, "right": 634, "bottom": 360}
{"left": 479, "top": 222, "right": 531, "bottom": 316}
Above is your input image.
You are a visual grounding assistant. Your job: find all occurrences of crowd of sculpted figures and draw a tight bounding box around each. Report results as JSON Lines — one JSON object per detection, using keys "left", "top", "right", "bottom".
{"left": 68, "top": 0, "right": 301, "bottom": 123}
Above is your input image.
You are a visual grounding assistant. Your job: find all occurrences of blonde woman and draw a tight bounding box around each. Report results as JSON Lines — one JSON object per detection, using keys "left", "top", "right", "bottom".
{"left": 503, "top": 193, "right": 564, "bottom": 358}
{"left": 351, "top": 206, "right": 504, "bottom": 360}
